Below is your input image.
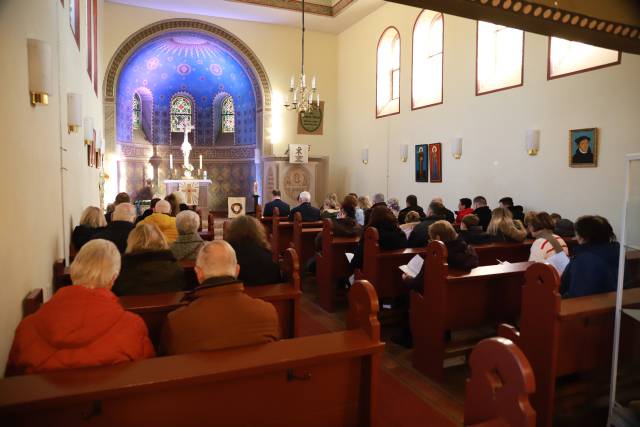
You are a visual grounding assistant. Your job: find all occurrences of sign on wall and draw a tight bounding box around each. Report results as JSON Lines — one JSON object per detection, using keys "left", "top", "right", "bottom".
{"left": 297, "top": 101, "right": 324, "bottom": 135}
{"left": 289, "top": 144, "right": 310, "bottom": 164}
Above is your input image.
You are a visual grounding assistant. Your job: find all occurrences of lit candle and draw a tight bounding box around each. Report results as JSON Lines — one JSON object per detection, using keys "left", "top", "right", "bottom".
{"left": 302, "top": 74, "right": 306, "bottom": 88}
{"left": 311, "top": 76, "right": 316, "bottom": 89}
{"left": 199, "top": 154, "right": 203, "bottom": 170}
{"left": 316, "top": 92, "right": 320, "bottom": 107}
{"left": 290, "top": 76, "right": 294, "bottom": 89}
{"left": 169, "top": 154, "right": 173, "bottom": 169}
{"left": 308, "top": 93, "right": 312, "bottom": 104}
{"left": 293, "top": 91, "right": 297, "bottom": 103}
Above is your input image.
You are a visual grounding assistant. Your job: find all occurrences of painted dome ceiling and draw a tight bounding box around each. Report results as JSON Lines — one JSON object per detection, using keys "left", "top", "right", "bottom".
{"left": 116, "top": 31, "right": 257, "bottom": 145}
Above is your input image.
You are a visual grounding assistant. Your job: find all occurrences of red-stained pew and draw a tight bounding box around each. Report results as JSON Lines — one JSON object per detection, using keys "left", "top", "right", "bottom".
{"left": 0, "top": 281, "right": 384, "bottom": 427}
{"left": 316, "top": 219, "right": 359, "bottom": 312}
{"left": 472, "top": 238, "right": 577, "bottom": 266}
{"left": 464, "top": 337, "right": 536, "bottom": 427}
{"left": 291, "top": 212, "right": 323, "bottom": 269}
{"left": 498, "top": 263, "right": 640, "bottom": 427}
{"left": 411, "top": 240, "right": 533, "bottom": 382}
{"left": 270, "top": 209, "right": 322, "bottom": 262}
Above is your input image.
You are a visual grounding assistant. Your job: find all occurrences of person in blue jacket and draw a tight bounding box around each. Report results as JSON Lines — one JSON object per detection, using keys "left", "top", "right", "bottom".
{"left": 560, "top": 215, "right": 619, "bottom": 298}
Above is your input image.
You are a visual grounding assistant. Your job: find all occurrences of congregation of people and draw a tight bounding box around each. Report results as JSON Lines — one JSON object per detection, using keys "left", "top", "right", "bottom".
{"left": 6, "top": 188, "right": 621, "bottom": 376}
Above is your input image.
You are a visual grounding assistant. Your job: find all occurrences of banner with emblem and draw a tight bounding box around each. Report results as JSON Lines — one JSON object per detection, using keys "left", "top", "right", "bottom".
{"left": 179, "top": 181, "right": 200, "bottom": 206}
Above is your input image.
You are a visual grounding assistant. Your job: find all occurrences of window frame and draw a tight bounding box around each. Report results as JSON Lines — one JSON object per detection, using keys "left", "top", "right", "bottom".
{"left": 132, "top": 93, "right": 142, "bottom": 131}
{"left": 411, "top": 10, "right": 444, "bottom": 110}
{"left": 69, "top": 0, "right": 80, "bottom": 50}
{"left": 92, "top": 0, "right": 98, "bottom": 94}
{"left": 375, "top": 26, "right": 401, "bottom": 119}
{"left": 546, "top": 37, "right": 621, "bottom": 80}
{"left": 170, "top": 93, "right": 196, "bottom": 144}
{"left": 86, "top": 0, "right": 92, "bottom": 79}
{"left": 475, "top": 21, "right": 525, "bottom": 96}
{"left": 221, "top": 96, "right": 235, "bottom": 134}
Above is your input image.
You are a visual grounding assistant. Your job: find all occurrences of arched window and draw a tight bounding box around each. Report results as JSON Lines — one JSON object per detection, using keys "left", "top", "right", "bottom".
{"left": 170, "top": 95, "right": 193, "bottom": 132}
{"left": 412, "top": 10, "right": 443, "bottom": 109}
{"left": 132, "top": 93, "right": 141, "bottom": 130}
{"left": 376, "top": 27, "right": 401, "bottom": 118}
{"left": 476, "top": 21, "right": 524, "bottom": 95}
{"left": 221, "top": 96, "right": 235, "bottom": 133}
{"left": 548, "top": 37, "right": 620, "bottom": 79}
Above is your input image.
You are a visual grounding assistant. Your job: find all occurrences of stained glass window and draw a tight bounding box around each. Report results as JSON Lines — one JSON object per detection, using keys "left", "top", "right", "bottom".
{"left": 132, "top": 93, "right": 141, "bottom": 130}
{"left": 170, "top": 95, "right": 192, "bottom": 132}
{"left": 221, "top": 96, "right": 235, "bottom": 133}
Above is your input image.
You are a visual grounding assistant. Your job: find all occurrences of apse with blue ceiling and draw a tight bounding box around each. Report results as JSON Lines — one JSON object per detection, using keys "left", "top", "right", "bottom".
{"left": 116, "top": 32, "right": 257, "bottom": 146}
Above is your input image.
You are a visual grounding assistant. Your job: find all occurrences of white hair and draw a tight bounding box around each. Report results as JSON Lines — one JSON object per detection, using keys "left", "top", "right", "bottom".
{"left": 69, "top": 239, "right": 121, "bottom": 289}
{"left": 112, "top": 203, "right": 136, "bottom": 222}
{"left": 373, "top": 193, "right": 385, "bottom": 204}
{"left": 155, "top": 199, "right": 171, "bottom": 214}
{"left": 79, "top": 206, "right": 107, "bottom": 228}
{"left": 176, "top": 210, "right": 200, "bottom": 235}
{"left": 196, "top": 241, "right": 238, "bottom": 279}
{"left": 431, "top": 197, "right": 444, "bottom": 204}
{"left": 299, "top": 191, "right": 311, "bottom": 203}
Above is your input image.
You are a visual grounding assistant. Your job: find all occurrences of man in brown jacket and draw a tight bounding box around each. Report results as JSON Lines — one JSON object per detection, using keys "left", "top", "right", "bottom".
{"left": 161, "top": 240, "right": 279, "bottom": 355}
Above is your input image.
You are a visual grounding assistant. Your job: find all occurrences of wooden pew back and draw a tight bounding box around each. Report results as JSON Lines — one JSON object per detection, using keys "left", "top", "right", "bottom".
{"left": 411, "top": 240, "right": 532, "bottom": 381}
{"left": 0, "top": 281, "right": 383, "bottom": 427}
{"left": 465, "top": 337, "right": 536, "bottom": 427}
{"left": 270, "top": 208, "right": 322, "bottom": 262}
{"left": 291, "top": 212, "right": 323, "bottom": 269}
{"left": 472, "top": 238, "right": 577, "bottom": 266}
{"left": 498, "top": 263, "right": 640, "bottom": 427}
{"left": 316, "top": 219, "right": 359, "bottom": 312}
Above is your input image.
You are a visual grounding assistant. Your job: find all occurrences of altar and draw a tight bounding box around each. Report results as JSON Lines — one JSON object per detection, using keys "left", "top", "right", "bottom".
{"left": 164, "top": 179, "right": 212, "bottom": 209}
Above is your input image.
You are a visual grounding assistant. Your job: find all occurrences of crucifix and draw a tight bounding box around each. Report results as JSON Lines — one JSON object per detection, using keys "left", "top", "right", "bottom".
{"left": 178, "top": 119, "right": 195, "bottom": 178}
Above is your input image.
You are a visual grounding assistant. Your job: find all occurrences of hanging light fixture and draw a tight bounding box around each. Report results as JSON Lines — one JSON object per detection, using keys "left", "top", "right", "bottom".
{"left": 284, "top": 0, "right": 319, "bottom": 116}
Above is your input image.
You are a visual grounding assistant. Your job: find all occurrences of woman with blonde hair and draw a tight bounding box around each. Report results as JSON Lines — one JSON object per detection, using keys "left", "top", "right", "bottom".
{"left": 225, "top": 215, "right": 281, "bottom": 286}
{"left": 6, "top": 240, "right": 154, "bottom": 375}
{"left": 71, "top": 206, "right": 107, "bottom": 251}
{"left": 486, "top": 207, "right": 527, "bottom": 243}
{"left": 112, "top": 223, "right": 186, "bottom": 296}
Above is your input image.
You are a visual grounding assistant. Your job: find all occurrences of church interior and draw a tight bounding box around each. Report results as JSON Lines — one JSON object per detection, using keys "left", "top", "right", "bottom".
{"left": 1, "top": 0, "right": 640, "bottom": 425}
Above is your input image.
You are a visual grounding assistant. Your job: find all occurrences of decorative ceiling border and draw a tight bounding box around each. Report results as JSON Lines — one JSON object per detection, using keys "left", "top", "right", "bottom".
{"left": 387, "top": 0, "right": 640, "bottom": 54}
{"left": 224, "top": 0, "right": 356, "bottom": 17}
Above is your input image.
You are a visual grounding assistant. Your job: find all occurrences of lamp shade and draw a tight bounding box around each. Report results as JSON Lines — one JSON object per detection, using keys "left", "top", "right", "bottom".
{"left": 400, "top": 144, "right": 408, "bottom": 162}
{"left": 451, "top": 138, "right": 462, "bottom": 159}
{"left": 67, "top": 93, "right": 82, "bottom": 132}
{"left": 83, "top": 117, "right": 94, "bottom": 144}
{"left": 361, "top": 148, "right": 369, "bottom": 165}
{"left": 526, "top": 129, "right": 540, "bottom": 155}
{"left": 27, "top": 39, "right": 52, "bottom": 105}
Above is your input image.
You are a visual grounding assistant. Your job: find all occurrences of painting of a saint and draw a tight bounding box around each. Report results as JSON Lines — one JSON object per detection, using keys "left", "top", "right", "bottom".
{"left": 569, "top": 128, "right": 598, "bottom": 167}
{"left": 415, "top": 144, "right": 428, "bottom": 182}
{"left": 429, "top": 143, "right": 442, "bottom": 182}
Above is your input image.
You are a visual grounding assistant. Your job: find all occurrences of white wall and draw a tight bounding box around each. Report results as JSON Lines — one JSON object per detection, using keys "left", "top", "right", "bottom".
{"left": 336, "top": 2, "right": 640, "bottom": 234}
{"left": 103, "top": 2, "right": 340, "bottom": 190}
{"left": 0, "top": 0, "right": 103, "bottom": 373}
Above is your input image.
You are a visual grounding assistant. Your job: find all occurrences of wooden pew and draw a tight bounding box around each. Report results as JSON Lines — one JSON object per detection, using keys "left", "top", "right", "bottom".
{"left": 257, "top": 206, "right": 288, "bottom": 237}
{"left": 291, "top": 212, "right": 323, "bottom": 269}
{"left": 270, "top": 209, "right": 322, "bottom": 262}
{"left": 498, "top": 263, "right": 640, "bottom": 427}
{"left": 0, "top": 281, "right": 384, "bottom": 427}
{"left": 464, "top": 337, "right": 536, "bottom": 427}
{"left": 472, "top": 238, "right": 577, "bottom": 266}
{"left": 316, "top": 219, "right": 359, "bottom": 312}
{"left": 22, "top": 289, "right": 43, "bottom": 318}
{"left": 354, "top": 227, "right": 426, "bottom": 301}
{"left": 411, "top": 240, "right": 533, "bottom": 382}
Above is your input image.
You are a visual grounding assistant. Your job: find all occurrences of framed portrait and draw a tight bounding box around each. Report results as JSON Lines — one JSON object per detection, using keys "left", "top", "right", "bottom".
{"left": 415, "top": 144, "right": 428, "bottom": 182}
{"left": 428, "top": 142, "right": 442, "bottom": 182}
{"left": 569, "top": 128, "right": 598, "bottom": 168}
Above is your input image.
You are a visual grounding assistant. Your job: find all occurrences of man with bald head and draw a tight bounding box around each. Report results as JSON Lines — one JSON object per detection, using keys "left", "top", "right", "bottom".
{"left": 161, "top": 241, "right": 279, "bottom": 355}
{"left": 139, "top": 199, "right": 178, "bottom": 244}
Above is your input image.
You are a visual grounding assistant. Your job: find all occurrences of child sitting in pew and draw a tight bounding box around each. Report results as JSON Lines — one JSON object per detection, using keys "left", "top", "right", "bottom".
{"left": 458, "top": 214, "right": 490, "bottom": 245}
{"left": 6, "top": 240, "right": 154, "bottom": 376}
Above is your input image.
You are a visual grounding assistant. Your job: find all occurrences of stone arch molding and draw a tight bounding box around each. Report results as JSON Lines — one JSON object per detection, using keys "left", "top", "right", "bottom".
{"left": 103, "top": 18, "right": 272, "bottom": 154}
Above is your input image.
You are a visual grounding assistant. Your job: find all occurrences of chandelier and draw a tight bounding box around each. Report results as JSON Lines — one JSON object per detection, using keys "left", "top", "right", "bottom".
{"left": 284, "top": 0, "right": 319, "bottom": 115}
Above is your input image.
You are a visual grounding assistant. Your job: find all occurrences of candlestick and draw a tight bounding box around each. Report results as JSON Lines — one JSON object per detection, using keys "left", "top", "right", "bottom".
{"left": 316, "top": 92, "right": 320, "bottom": 107}
{"left": 311, "top": 76, "right": 316, "bottom": 89}
{"left": 293, "top": 91, "right": 297, "bottom": 103}
{"left": 290, "top": 76, "right": 294, "bottom": 89}
{"left": 199, "top": 154, "right": 203, "bottom": 170}
{"left": 302, "top": 74, "right": 306, "bottom": 88}
{"left": 169, "top": 154, "right": 173, "bottom": 169}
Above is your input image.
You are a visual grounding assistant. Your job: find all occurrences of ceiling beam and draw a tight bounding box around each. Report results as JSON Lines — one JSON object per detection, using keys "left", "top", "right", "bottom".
{"left": 386, "top": 0, "right": 640, "bottom": 54}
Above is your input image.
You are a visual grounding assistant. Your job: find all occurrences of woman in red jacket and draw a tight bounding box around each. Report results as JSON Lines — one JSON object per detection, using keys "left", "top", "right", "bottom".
{"left": 6, "top": 239, "right": 154, "bottom": 376}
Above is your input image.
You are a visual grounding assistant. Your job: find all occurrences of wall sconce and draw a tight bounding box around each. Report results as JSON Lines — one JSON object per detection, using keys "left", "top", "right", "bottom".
{"left": 526, "top": 129, "right": 540, "bottom": 156}
{"left": 451, "top": 138, "right": 462, "bottom": 159}
{"left": 67, "top": 93, "right": 82, "bottom": 133}
{"left": 83, "top": 117, "right": 94, "bottom": 145}
{"left": 400, "top": 144, "right": 408, "bottom": 162}
{"left": 27, "top": 39, "right": 52, "bottom": 106}
{"left": 361, "top": 148, "right": 369, "bottom": 165}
